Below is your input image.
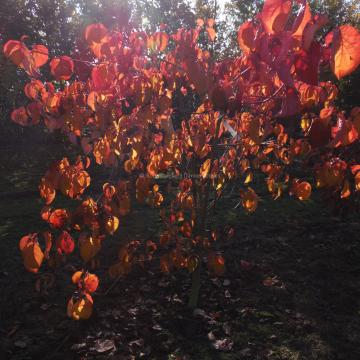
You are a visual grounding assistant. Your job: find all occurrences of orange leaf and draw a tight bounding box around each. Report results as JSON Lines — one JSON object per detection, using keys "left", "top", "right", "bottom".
{"left": 31, "top": 44, "right": 48, "bottom": 67}
{"left": 148, "top": 32, "right": 169, "bottom": 52}
{"left": 84, "top": 273, "right": 99, "bottom": 293}
{"left": 354, "top": 172, "right": 360, "bottom": 191}
{"left": 72, "top": 270, "right": 99, "bottom": 293}
{"left": 237, "top": 21, "right": 258, "bottom": 54}
{"left": 291, "top": 1, "right": 312, "bottom": 39}
{"left": 207, "top": 19, "right": 215, "bottom": 28}
{"left": 206, "top": 27, "right": 216, "bottom": 42}
{"left": 39, "top": 177, "right": 56, "bottom": 205}
{"left": 72, "top": 271, "right": 83, "bottom": 284}
{"left": 294, "top": 181, "right": 311, "bottom": 201}
{"left": 19, "top": 234, "right": 36, "bottom": 251}
{"left": 241, "top": 188, "right": 258, "bottom": 212}
{"left": 48, "top": 209, "right": 69, "bottom": 229}
{"left": 19, "top": 234, "right": 44, "bottom": 273}
{"left": 259, "top": 0, "right": 292, "bottom": 34}
{"left": 341, "top": 179, "right": 351, "bottom": 198}
{"left": 330, "top": 25, "right": 360, "bottom": 79}
{"left": 200, "top": 159, "right": 211, "bottom": 179}
{"left": 105, "top": 215, "right": 119, "bottom": 234}
{"left": 67, "top": 293, "right": 93, "bottom": 320}
{"left": 196, "top": 18, "right": 204, "bottom": 27}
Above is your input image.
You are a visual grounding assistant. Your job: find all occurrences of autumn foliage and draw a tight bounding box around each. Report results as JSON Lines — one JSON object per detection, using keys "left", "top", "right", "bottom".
{"left": 4, "top": 0, "right": 360, "bottom": 319}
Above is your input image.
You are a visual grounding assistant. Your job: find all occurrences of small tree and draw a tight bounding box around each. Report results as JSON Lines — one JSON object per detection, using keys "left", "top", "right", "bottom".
{"left": 4, "top": 0, "right": 360, "bottom": 319}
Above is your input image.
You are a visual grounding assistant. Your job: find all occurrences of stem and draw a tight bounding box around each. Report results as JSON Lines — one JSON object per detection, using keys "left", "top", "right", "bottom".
{"left": 187, "top": 113, "right": 224, "bottom": 309}
{"left": 188, "top": 260, "right": 201, "bottom": 308}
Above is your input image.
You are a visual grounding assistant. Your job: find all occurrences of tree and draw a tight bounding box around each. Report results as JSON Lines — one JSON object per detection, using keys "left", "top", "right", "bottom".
{"left": 3, "top": 0, "right": 360, "bottom": 318}
{"left": 132, "top": 0, "right": 195, "bottom": 32}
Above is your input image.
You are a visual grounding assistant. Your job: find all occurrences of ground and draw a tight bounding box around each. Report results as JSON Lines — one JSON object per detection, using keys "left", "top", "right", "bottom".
{"left": 0, "top": 133, "right": 360, "bottom": 360}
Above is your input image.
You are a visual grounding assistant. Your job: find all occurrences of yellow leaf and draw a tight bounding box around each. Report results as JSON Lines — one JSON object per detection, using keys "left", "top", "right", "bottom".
{"left": 79, "top": 233, "right": 101, "bottom": 262}
{"left": 244, "top": 172, "right": 253, "bottom": 184}
{"left": 200, "top": 159, "right": 211, "bottom": 179}
{"left": 241, "top": 188, "right": 258, "bottom": 212}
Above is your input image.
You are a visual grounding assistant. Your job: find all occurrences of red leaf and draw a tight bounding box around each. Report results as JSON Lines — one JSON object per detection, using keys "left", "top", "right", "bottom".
{"left": 56, "top": 231, "right": 75, "bottom": 255}
{"left": 26, "top": 102, "right": 42, "bottom": 125}
{"left": 11, "top": 107, "right": 29, "bottom": 126}
{"left": 50, "top": 56, "right": 74, "bottom": 80}
{"left": 309, "top": 118, "right": 331, "bottom": 148}
{"left": 351, "top": 165, "right": 360, "bottom": 175}
{"left": 277, "top": 88, "right": 300, "bottom": 117}
{"left": 294, "top": 42, "right": 321, "bottom": 85}
{"left": 3, "top": 39, "right": 45, "bottom": 77}
{"left": 91, "top": 64, "right": 116, "bottom": 90}
{"left": 43, "top": 231, "right": 52, "bottom": 255}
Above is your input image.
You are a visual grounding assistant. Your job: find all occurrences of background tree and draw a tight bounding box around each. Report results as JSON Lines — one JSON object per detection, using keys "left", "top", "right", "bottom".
{"left": 222, "top": 0, "right": 263, "bottom": 58}
{"left": 132, "top": 0, "right": 195, "bottom": 32}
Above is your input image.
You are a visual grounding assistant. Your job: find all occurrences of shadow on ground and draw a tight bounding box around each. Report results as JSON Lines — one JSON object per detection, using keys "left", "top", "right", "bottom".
{"left": 0, "top": 134, "right": 359, "bottom": 360}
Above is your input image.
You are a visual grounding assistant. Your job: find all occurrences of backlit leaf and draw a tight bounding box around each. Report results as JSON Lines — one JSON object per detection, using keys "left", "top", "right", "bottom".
{"left": 67, "top": 293, "right": 93, "bottom": 320}
{"left": 56, "top": 231, "right": 75, "bottom": 255}
{"left": 329, "top": 25, "right": 360, "bottom": 79}
{"left": 50, "top": 56, "right": 74, "bottom": 80}
{"left": 259, "top": 0, "right": 292, "bottom": 34}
